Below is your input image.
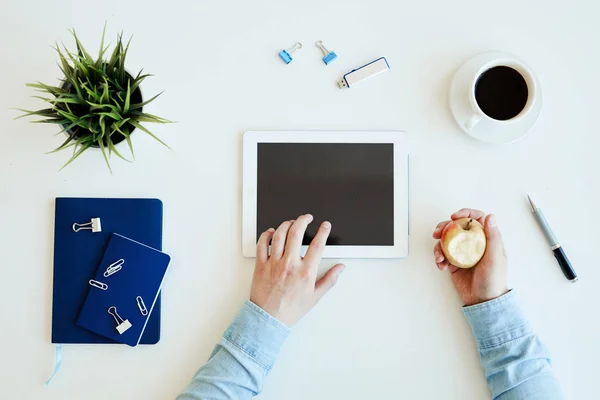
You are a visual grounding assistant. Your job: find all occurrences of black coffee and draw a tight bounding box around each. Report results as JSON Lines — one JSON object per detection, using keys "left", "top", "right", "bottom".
{"left": 475, "top": 66, "right": 528, "bottom": 121}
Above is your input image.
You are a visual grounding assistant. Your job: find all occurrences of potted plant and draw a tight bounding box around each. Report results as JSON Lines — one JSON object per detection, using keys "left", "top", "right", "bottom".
{"left": 16, "top": 26, "right": 170, "bottom": 172}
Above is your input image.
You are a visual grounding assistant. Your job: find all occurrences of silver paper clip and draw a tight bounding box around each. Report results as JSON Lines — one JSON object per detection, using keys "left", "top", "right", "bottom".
{"left": 108, "top": 306, "right": 132, "bottom": 334}
{"left": 89, "top": 279, "right": 108, "bottom": 290}
{"left": 136, "top": 296, "right": 148, "bottom": 316}
{"left": 103, "top": 259, "right": 124, "bottom": 278}
{"left": 72, "top": 218, "right": 102, "bottom": 233}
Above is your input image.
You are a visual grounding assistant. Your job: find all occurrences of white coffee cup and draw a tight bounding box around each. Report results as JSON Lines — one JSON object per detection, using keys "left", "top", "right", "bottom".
{"left": 464, "top": 58, "right": 538, "bottom": 131}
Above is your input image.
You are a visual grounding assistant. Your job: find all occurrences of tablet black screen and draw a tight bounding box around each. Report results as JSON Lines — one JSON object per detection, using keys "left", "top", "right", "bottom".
{"left": 257, "top": 143, "right": 394, "bottom": 245}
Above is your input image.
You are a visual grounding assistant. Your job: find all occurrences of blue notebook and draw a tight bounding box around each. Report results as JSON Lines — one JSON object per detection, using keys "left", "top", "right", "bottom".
{"left": 52, "top": 198, "right": 163, "bottom": 344}
{"left": 77, "top": 234, "right": 171, "bottom": 347}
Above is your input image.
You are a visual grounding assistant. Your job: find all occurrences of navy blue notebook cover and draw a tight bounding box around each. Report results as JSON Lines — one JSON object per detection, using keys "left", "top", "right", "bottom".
{"left": 77, "top": 234, "right": 171, "bottom": 347}
{"left": 52, "top": 198, "right": 163, "bottom": 344}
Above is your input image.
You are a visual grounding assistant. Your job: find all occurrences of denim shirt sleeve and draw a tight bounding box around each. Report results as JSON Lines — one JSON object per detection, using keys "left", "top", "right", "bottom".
{"left": 177, "top": 300, "right": 290, "bottom": 400}
{"left": 463, "top": 290, "right": 564, "bottom": 400}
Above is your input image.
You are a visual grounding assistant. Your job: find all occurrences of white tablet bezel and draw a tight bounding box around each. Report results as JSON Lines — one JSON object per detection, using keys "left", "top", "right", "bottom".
{"left": 242, "top": 131, "right": 409, "bottom": 259}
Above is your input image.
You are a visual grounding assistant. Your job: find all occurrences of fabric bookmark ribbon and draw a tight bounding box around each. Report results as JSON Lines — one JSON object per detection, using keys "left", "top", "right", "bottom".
{"left": 45, "top": 344, "right": 62, "bottom": 385}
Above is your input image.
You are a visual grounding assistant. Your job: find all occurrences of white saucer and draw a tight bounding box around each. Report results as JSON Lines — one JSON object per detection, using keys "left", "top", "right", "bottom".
{"left": 449, "top": 52, "right": 543, "bottom": 144}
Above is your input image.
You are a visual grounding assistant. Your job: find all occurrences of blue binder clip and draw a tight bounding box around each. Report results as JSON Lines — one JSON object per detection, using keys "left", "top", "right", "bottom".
{"left": 316, "top": 41, "right": 337, "bottom": 65}
{"left": 279, "top": 42, "right": 302, "bottom": 64}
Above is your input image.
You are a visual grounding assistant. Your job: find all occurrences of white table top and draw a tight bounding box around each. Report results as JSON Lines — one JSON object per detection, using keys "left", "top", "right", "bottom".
{"left": 1, "top": 1, "right": 598, "bottom": 399}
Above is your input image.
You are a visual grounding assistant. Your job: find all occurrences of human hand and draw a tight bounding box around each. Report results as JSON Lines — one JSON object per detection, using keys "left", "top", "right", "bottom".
{"left": 250, "top": 214, "right": 345, "bottom": 327}
{"left": 432, "top": 208, "right": 508, "bottom": 306}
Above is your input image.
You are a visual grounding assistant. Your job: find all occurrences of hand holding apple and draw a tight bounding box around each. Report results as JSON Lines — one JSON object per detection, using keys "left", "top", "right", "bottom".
{"left": 432, "top": 209, "right": 508, "bottom": 306}
{"left": 440, "top": 218, "right": 486, "bottom": 268}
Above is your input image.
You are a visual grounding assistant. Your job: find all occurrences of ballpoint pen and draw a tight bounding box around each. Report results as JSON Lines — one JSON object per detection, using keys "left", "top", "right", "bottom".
{"left": 527, "top": 194, "right": 578, "bottom": 283}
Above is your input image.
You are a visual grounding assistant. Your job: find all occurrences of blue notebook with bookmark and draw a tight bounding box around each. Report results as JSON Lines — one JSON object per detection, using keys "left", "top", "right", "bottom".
{"left": 52, "top": 198, "right": 164, "bottom": 344}
{"left": 77, "top": 233, "right": 171, "bottom": 347}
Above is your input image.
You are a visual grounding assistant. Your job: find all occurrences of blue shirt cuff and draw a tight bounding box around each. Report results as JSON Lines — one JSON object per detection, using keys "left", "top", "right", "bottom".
{"left": 222, "top": 300, "right": 291, "bottom": 372}
{"left": 462, "top": 290, "right": 532, "bottom": 350}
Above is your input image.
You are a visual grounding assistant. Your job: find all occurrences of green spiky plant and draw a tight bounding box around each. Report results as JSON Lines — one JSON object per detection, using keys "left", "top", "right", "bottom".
{"left": 16, "top": 26, "right": 171, "bottom": 172}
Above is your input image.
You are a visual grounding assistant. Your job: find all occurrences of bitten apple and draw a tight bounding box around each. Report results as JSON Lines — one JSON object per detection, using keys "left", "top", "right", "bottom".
{"left": 440, "top": 218, "right": 487, "bottom": 268}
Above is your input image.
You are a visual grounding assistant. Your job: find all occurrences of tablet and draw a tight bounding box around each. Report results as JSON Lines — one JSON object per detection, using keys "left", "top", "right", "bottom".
{"left": 242, "top": 131, "right": 409, "bottom": 258}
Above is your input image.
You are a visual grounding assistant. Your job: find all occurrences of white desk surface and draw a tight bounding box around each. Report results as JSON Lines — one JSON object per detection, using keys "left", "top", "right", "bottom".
{"left": 1, "top": 1, "right": 598, "bottom": 399}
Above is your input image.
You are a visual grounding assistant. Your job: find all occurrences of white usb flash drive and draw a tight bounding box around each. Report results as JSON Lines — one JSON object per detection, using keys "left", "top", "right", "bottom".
{"left": 338, "top": 57, "right": 390, "bottom": 89}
